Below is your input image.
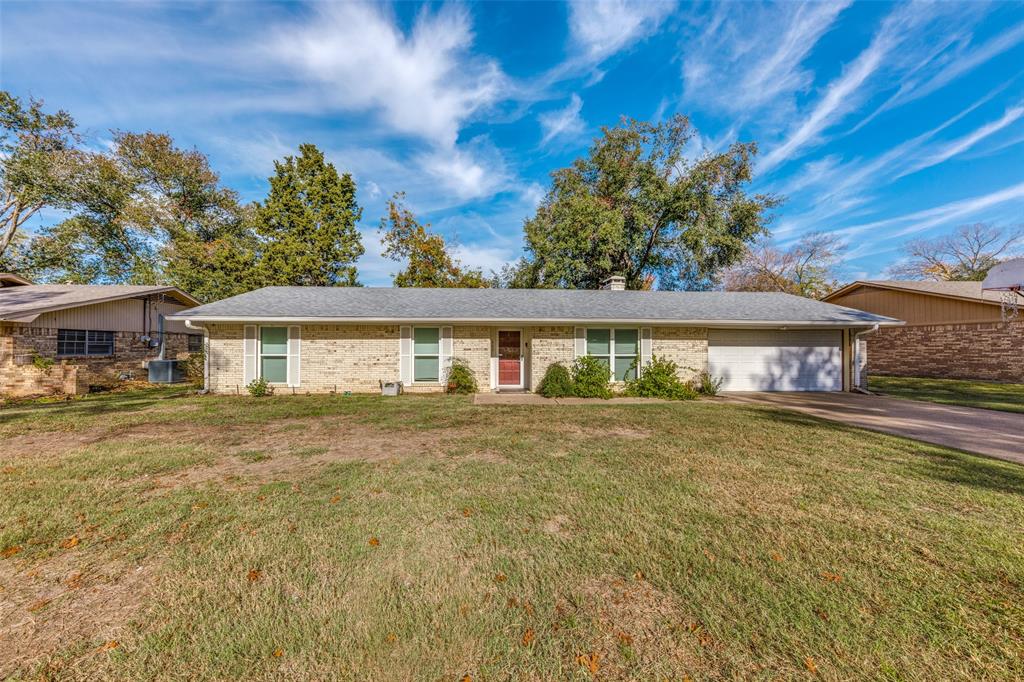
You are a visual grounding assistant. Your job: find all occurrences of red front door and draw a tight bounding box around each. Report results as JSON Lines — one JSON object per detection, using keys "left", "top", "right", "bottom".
{"left": 498, "top": 330, "right": 522, "bottom": 387}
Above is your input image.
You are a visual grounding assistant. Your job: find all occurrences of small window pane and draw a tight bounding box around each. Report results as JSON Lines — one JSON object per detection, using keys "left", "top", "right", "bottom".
{"left": 188, "top": 334, "right": 202, "bottom": 352}
{"left": 587, "top": 328, "right": 610, "bottom": 356}
{"left": 414, "top": 327, "right": 439, "bottom": 354}
{"left": 261, "top": 356, "right": 287, "bottom": 383}
{"left": 414, "top": 356, "right": 439, "bottom": 382}
{"left": 57, "top": 329, "right": 86, "bottom": 356}
{"left": 261, "top": 327, "right": 288, "bottom": 355}
{"left": 614, "top": 329, "right": 638, "bottom": 355}
{"left": 614, "top": 356, "right": 637, "bottom": 382}
{"left": 592, "top": 356, "right": 611, "bottom": 372}
{"left": 87, "top": 330, "right": 114, "bottom": 356}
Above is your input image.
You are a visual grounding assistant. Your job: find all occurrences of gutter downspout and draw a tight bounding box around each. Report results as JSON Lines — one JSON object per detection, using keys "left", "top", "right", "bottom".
{"left": 852, "top": 324, "right": 879, "bottom": 393}
{"left": 185, "top": 319, "right": 210, "bottom": 393}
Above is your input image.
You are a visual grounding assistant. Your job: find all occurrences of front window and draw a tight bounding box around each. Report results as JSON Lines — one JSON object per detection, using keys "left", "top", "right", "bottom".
{"left": 259, "top": 327, "right": 288, "bottom": 384}
{"left": 57, "top": 329, "right": 114, "bottom": 356}
{"left": 586, "top": 328, "right": 638, "bottom": 381}
{"left": 413, "top": 327, "right": 440, "bottom": 382}
{"left": 187, "top": 334, "right": 202, "bottom": 352}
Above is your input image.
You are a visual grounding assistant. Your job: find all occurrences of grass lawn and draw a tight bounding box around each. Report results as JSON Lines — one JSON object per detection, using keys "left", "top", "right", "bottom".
{"left": 869, "top": 375, "right": 1024, "bottom": 414}
{"left": 1, "top": 388, "right": 1022, "bottom": 680}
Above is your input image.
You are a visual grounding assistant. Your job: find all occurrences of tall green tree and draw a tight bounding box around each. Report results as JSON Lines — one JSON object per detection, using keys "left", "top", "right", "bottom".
{"left": 507, "top": 115, "right": 779, "bottom": 290}
{"left": 255, "top": 144, "right": 363, "bottom": 287}
{"left": 0, "top": 91, "right": 83, "bottom": 262}
{"left": 380, "top": 193, "right": 488, "bottom": 288}
{"left": 24, "top": 131, "right": 255, "bottom": 299}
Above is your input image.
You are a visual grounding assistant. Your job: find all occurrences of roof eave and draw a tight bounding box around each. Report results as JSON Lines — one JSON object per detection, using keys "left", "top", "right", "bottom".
{"left": 1, "top": 286, "right": 200, "bottom": 319}
{"left": 823, "top": 280, "right": 1001, "bottom": 306}
{"left": 166, "top": 314, "right": 902, "bottom": 328}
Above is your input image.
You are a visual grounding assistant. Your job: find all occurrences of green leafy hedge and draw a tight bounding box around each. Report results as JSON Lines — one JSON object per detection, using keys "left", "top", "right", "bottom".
{"left": 538, "top": 362, "right": 575, "bottom": 398}
{"left": 624, "top": 355, "right": 697, "bottom": 400}
{"left": 445, "top": 358, "right": 478, "bottom": 394}
{"left": 571, "top": 356, "right": 612, "bottom": 399}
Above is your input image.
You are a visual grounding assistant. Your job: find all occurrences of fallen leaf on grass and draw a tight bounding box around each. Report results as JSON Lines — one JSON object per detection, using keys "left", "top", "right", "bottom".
{"left": 617, "top": 632, "right": 633, "bottom": 646}
{"left": 494, "top": 573, "right": 507, "bottom": 583}
{"left": 805, "top": 656, "right": 818, "bottom": 673}
{"left": 576, "top": 652, "right": 600, "bottom": 675}
{"left": 66, "top": 572, "right": 83, "bottom": 589}
{"left": 633, "top": 570, "right": 644, "bottom": 581}
{"left": 820, "top": 572, "right": 842, "bottom": 583}
{"left": 98, "top": 640, "right": 119, "bottom": 652}
{"left": 28, "top": 598, "right": 51, "bottom": 612}
{"left": 703, "top": 549, "right": 716, "bottom": 562}
{"left": 247, "top": 569, "right": 262, "bottom": 583}
{"left": 521, "top": 628, "right": 534, "bottom": 646}
{"left": 368, "top": 537, "right": 380, "bottom": 547}
{"left": 271, "top": 648, "right": 284, "bottom": 658}
{"left": 330, "top": 495, "right": 341, "bottom": 504}
{"left": 61, "top": 535, "right": 80, "bottom": 549}
{"left": 1, "top": 545, "right": 22, "bottom": 559}
{"left": 771, "top": 553, "right": 783, "bottom": 562}
{"left": 386, "top": 633, "right": 397, "bottom": 643}
{"left": 460, "top": 676, "right": 472, "bottom": 682}
{"left": 462, "top": 508, "right": 472, "bottom": 517}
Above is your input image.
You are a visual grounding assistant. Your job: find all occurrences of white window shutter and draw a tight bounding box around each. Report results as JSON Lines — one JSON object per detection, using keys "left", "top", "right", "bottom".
{"left": 574, "top": 327, "right": 586, "bottom": 358}
{"left": 440, "top": 326, "right": 454, "bottom": 380}
{"left": 640, "top": 327, "right": 652, "bottom": 369}
{"left": 243, "top": 325, "right": 257, "bottom": 385}
{"left": 399, "top": 326, "right": 412, "bottom": 383}
{"left": 287, "top": 325, "right": 301, "bottom": 387}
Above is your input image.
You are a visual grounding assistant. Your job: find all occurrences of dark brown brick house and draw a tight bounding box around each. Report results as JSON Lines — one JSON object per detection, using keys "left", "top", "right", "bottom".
{"left": 823, "top": 280, "right": 1022, "bottom": 382}
{"left": 0, "top": 274, "right": 200, "bottom": 397}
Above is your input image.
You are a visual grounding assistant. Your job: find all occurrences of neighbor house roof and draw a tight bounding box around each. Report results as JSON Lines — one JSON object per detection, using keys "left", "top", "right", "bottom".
{"left": 168, "top": 287, "right": 901, "bottom": 328}
{"left": 823, "top": 280, "right": 1005, "bottom": 306}
{"left": 0, "top": 284, "right": 200, "bottom": 322}
{"left": 0, "top": 273, "right": 32, "bottom": 287}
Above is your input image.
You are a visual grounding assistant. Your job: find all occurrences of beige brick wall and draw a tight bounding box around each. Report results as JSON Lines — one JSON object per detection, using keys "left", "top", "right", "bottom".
{"left": 652, "top": 326, "right": 708, "bottom": 383}
{"left": 206, "top": 323, "right": 494, "bottom": 394}
{"left": 202, "top": 323, "right": 713, "bottom": 395}
{"left": 525, "top": 326, "right": 575, "bottom": 391}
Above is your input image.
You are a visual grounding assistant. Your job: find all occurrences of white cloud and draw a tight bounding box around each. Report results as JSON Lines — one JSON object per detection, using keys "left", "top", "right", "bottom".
{"left": 759, "top": 2, "right": 989, "bottom": 172}
{"left": 273, "top": 3, "right": 506, "bottom": 148}
{"left": 568, "top": 0, "right": 675, "bottom": 63}
{"left": 897, "top": 104, "right": 1024, "bottom": 177}
{"left": 415, "top": 138, "right": 511, "bottom": 202}
{"left": 539, "top": 94, "right": 586, "bottom": 145}
{"left": 681, "top": 2, "right": 850, "bottom": 120}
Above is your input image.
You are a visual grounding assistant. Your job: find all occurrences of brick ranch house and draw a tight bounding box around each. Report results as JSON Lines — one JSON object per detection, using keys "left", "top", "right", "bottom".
{"left": 823, "top": 280, "right": 1023, "bottom": 383}
{"left": 168, "top": 280, "right": 900, "bottom": 394}
{"left": 0, "top": 273, "right": 200, "bottom": 397}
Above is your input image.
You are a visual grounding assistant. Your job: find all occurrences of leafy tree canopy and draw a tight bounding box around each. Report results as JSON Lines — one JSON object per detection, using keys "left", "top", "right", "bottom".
{"left": 505, "top": 115, "right": 780, "bottom": 290}
{"left": 380, "top": 193, "right": 489, "bottom": 288}
{"left": 255, "top": 144, "right": 363, "bottom": 287}
{"left": 0, "top": 91, "right": 82, "bottom": 260}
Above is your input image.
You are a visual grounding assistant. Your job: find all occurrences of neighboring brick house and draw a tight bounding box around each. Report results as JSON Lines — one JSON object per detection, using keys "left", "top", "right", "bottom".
{"left": 822, "top": 280, "right": 1023, "bottom": 382}
{"left": 0, "top": 274, "right": 200, "bottom": 397}
{"left": 167, "top": 280, "right": 900, "bottom": 394}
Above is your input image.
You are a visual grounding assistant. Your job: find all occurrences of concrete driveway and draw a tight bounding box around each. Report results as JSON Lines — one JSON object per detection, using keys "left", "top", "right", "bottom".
{"left": 725, "top": 392, "right": 1024, "bottom": 465}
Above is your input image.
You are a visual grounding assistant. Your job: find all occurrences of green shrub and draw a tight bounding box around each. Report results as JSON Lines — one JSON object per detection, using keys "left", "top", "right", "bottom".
{"left": 445, "top": 358, "right": 478, "bottom": 394}
{"left": 246, "top": 377, "right": 273, "bottom": 397}
{"left": 31, "top": 354, "right": 55, "bottom": 371}
{"left": 571, "top": 355, "right": 612, "bottom": 399}
{"left": 697, "top": 370, "right": 723, "bottom": 396}
{"left": 624, "top": 355, "right": 698, "bottom": 400}
{"left": 538, "top": 362, "right": 575, "bottom": 398}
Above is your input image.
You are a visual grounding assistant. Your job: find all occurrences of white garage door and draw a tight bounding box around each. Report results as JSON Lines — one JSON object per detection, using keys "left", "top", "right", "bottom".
{"left": 708, "top": 329, "right": 843, "bottom": 392}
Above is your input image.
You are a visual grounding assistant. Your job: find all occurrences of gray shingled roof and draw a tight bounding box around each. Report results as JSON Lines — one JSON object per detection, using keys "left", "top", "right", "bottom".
{"left": 168, "top": 287, "right": 900, "bottom": 327}
{"left": 0, "top": 285, "right": 199, "bottom": 321}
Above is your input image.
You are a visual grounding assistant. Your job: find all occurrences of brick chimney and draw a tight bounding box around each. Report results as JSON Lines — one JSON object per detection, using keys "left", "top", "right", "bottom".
{"left": 600, "top": 275, "right": 626, "bottom": 291}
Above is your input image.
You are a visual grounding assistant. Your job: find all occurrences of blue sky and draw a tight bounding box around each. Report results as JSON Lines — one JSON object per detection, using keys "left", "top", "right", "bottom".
{"left": 3, "top": 0, "right": 1023, "bottom": 286}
